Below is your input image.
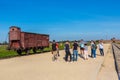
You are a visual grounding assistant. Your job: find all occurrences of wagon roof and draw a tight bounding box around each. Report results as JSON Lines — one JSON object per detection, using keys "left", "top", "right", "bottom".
{"left": 10, "top": 26, "right": 20, "bottom": 29}
{"left": 22, "top": 32, "right": 49, "bottom": 36}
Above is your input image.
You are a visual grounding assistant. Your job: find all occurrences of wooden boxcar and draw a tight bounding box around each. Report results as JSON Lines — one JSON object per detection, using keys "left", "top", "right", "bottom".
{"left": 8, "top": 26, "right": 49, "bottom": 55}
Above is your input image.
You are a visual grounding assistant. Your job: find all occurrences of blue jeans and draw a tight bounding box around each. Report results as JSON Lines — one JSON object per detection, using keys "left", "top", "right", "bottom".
{"left": 91, "top": 49, "right": 94, "bottom": 57}
{"left": 73, "top": 50, "right": 78, "bottom": 61}
{"left": 93, "top": 49, "right": 96, "bottom": 58}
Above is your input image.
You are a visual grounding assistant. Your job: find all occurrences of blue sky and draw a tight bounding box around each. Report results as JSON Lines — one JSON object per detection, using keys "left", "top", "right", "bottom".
{"left": 0, "top": 0, "right": 120, "bottom": 42}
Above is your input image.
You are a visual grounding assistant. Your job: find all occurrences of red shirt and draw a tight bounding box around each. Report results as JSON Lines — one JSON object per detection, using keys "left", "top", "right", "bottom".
{"left": 56, "top": 43, "right": 59, "bottom": 49}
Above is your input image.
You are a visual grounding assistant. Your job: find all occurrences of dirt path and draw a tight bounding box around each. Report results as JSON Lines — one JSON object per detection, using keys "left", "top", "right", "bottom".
{"left": 97, "top": 45, "right": 118, "bottom": 80}
{"left": 0, "top": 44, "right": 118, "bottom": 80}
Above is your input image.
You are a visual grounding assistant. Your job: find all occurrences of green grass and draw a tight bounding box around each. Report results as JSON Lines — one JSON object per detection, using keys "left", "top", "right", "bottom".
{"left": 0, "top": 45, "right": 18, "bottom": 59}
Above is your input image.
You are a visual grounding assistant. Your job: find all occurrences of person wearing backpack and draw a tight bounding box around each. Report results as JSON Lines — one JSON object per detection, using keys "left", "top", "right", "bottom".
{"left": 64, "top": 40, "right": 72, "bottom": 62}
{"left": 51, "top": 40, "right": 57, "bottom": 61}
{"left": 91, "top": 41, "right": 97, "bottom": 59}
{"left": 56, "top": 42, "right": 60, "bottom": 57}
{"left": 73, "top": 40, "right": 79, "bottom": 61}
{"left": 79, "top": 39, "right": 85, "bottom": 56}
{"left": 84, "top": 43, "right": 89, "bottom": 60}
{"left": 90, "top": 40, "right": 94, "bottom": 57}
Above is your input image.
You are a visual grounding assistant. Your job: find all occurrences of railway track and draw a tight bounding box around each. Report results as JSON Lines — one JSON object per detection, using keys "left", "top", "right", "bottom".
{"left": 112, "top": 43, "right": 120, "bottom": 80}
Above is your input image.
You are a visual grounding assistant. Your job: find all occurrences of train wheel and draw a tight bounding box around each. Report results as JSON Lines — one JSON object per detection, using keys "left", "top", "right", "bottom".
{"left": 33, "top": 48, "right": 36, "bottom": 53}
{"left": 25, "top": 49, "right": 29, "bottom": 55}
{"left": 40, "top": 47, "right": 44, "bottom": 52}
{"left": 17, "top": 49, "right": 22, "bottom": 55}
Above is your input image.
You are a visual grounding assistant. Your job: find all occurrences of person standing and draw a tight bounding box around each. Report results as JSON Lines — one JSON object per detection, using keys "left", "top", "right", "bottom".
{"left": 73, "top": 40, "right": 79, "bottom": 61}
{"left": 51, "top": 40, "right": 57, "bottom": 61}
{"left": 91, "top": 41, "right": 97, "bottom": 59}
{"left": 79, "top": 39, "right": 85, "bottom": 55}
{"left": 90, "top": 40, "right": 94, "bottom": 57}
{"left": 84, "top": 43, "right": 89, "bottom": 60}
{"left": 64, "top": 41, "right": 72, "bottom": 62}
{"left": 56, "top": 42, "right": 60, "bottom": 57}
{"left": 98, "top": 41, "right": 104, "bottom": 56}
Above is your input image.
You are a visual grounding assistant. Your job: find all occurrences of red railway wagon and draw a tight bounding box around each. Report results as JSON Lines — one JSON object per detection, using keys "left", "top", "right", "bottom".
{"left": 8, "top": 26, "right": 49, "bottom": 55}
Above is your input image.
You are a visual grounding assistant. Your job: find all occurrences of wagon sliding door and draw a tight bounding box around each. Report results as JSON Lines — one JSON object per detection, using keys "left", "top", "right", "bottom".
{"left": 37, "top": 35, "right": 42, "bottom": 47}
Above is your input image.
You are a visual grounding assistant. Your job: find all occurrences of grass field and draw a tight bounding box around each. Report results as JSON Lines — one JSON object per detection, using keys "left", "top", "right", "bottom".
{"left": 0, "top": 45, "right": 18, "bottom": 59}
{"left": 0, "top": 45, "right": 52, "bottom": 59}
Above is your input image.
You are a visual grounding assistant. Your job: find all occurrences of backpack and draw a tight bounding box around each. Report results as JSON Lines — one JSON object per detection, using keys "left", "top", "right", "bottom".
{"left": 80, "top": 43, "right": 84, "bottom": 48}
{"left": 52, "top": 43, "right": 57, "bottom": 51}
{"left": 92, "top": 44, "right": 97, "bottom": 49}
{"left": 95, "top": 44, "right": 97, "bottom": 49}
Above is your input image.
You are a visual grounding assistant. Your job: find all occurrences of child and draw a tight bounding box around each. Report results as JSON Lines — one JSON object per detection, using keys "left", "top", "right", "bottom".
{"left": 84, "top": 43, "right": 89, "bottom": 60}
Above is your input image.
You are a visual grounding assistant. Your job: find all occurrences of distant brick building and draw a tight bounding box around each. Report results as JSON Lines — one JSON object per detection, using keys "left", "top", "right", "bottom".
{"left": 102, "top": 39, "right": 120, "bottom": 43}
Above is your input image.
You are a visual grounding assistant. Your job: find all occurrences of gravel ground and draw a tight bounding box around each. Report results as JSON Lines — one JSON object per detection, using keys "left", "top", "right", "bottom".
{"left": 0, "top": 44, "right": 118, "bottom": 80}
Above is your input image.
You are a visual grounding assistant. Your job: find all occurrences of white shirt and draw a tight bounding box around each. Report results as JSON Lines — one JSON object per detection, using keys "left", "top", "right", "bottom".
{"left": 98, "top": 43, "right": 104, "bottom": 49}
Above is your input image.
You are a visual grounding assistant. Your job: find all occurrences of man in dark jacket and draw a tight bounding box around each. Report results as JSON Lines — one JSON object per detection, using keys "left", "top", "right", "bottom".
{"left": 64, "top": 40, "right": 72, "bottom": 62}
{"left": 73, "top": 40, "right": 79, "bottom": 61}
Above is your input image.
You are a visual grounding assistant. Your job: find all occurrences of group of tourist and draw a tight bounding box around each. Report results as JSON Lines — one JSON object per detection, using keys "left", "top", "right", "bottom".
{"left": 51, "top": 40, "right": 104, "bottom": 62}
